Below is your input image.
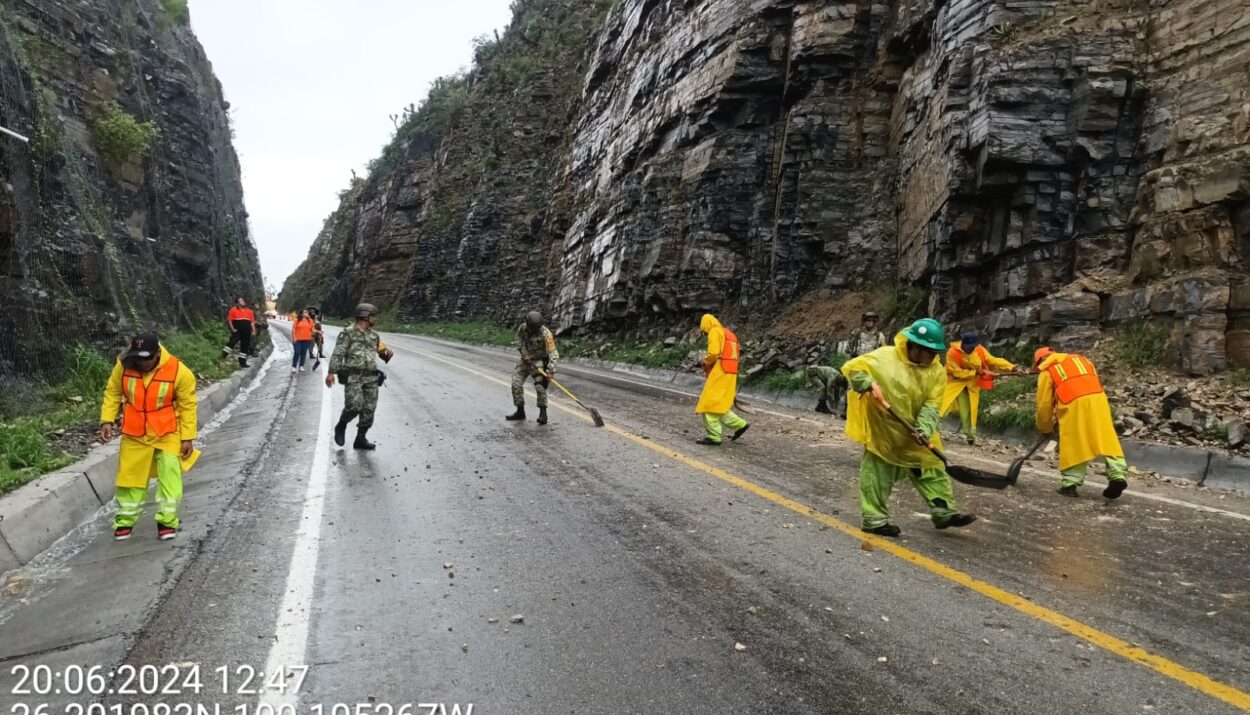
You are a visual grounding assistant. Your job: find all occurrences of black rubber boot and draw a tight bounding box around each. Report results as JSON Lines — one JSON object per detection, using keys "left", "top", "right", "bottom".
{"left": 862, "top": 524, "right": 901, "bottom": 538}
{"left": 1058, "top": 485, "right": 1079, "bottom": 498}
{"left": 537, "top": 407, "right": 548, "bottom": 425}
{"left": 506, "top": 406, "right": 526, "bottom": 421}
{"left": 334, "top": 418, "right": 349, "bottom": 447}
{"left": 935, "top": 513, "right": 977, "bottom": 529}
{"left": 731, "top": 424, "right": 750, "bottom": 441}
{"left": 1102, "top": 479, "right": 1127, "bottom": 499}
{"left": 695, "top": 437, "right": 721, "bottom": 446}
{"left": 353, "top": 428, "right": 376, "bottom": 450}
{"left": 815, "top": 399, "right": 833, "bottom": 414}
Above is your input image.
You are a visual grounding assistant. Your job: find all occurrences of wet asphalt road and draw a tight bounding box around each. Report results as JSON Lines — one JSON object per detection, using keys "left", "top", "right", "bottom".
{"left": 5, "top": 326, "right": 1250, "bottom": 713}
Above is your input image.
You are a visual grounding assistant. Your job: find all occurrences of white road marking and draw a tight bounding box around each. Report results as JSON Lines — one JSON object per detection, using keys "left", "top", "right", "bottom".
{"left": 259, "top": 360, "right": 333, "bottom": 707}
{"left": 392, "top": 335, "right": 1250, "bottom": 523}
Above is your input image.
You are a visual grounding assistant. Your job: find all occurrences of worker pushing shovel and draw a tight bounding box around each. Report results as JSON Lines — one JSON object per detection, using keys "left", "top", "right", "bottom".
{"left": 841, "top": 318, "right": 978, "bottom": 537}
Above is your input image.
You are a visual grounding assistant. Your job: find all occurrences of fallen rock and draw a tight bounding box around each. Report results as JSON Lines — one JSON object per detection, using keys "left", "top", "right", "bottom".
{"left": 1161, "top": 388, "right": 1190, "bottom": 418}
{"left": 1227, "top": 419, "right": 1247, "bottom": 449}
{"left": 1170, "top": 407, "right": 1196, "bottom": 429}
{"left": 509, "top": 614, "right": 524, "bottom": 624}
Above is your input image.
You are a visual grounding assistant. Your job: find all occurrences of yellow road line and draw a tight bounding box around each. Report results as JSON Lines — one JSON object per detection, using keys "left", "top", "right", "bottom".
{"left": 404, "top": 345, "right": 1250, "bottom": 712}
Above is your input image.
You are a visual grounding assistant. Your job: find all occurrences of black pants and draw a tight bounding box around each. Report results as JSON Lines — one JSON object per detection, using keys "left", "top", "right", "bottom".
{"left": 227, "top": 320, "right": 253, "bottom": 362}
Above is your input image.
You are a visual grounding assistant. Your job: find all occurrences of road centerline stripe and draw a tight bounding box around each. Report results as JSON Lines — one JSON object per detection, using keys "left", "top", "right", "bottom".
{"left": 403, "top": 343, "right": 1250, "bottom": 712}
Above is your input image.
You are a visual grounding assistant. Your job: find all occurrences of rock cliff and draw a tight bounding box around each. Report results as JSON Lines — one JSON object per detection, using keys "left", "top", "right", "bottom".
{"left": 284, "top": 0, "right": 1249, "bottom": 375}
{"left": 0, "top": 0, "right": 262, "bottom": 377}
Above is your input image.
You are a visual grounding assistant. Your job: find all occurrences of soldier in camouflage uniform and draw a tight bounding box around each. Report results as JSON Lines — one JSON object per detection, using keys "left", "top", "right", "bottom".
{"left": 808, "top": 311, "right": 888, "bottom": 418}
{"left": 506, "top": 311, "right": 559, "bottom": 425}
{"left": 325, "top": 303, "right": 394, "bottom": 449}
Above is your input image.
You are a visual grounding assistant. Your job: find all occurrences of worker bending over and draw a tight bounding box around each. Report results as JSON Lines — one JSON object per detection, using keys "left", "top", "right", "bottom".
{"left": 842, "top": 319, "right": 977, "bottom": 537}
{"left": 1033, "top": 347, "right": 1128, "bottom": 499}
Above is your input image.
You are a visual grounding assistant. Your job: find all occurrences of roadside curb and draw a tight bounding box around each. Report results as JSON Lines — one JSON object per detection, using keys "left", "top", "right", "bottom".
{"left": 0, "top": 346, "right": 274, "bottom": 575}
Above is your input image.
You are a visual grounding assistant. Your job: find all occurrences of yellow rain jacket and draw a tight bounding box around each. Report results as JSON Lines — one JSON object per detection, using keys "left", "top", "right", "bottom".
{"left": 100, "top": 346, "right": 200, "bottom": 488}
{"left": 940, "top": 344, "right": 1016, "bottom": 429}
{"left": 695, "top": 314, "right": 738, "bottom": 414}
{"left": 1035, "top": 352, "right": 1123, "bottom": 471}
{"left": 841, "top": 334, "right": 946, "bottom": 470}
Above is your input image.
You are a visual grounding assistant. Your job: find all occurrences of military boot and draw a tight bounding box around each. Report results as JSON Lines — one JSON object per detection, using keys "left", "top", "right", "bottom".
{"left": 353, "top": 428, "right": 376, "bottom": 450}
{"left": 815, "top": 399, "right": 833, "bottom": 415}
{"left": 334, "top": 417, "right": 350, "bottom": 447}
{"left": 537, "top": 407, "right": 548, "bottom": 425}
{"left": 506, "top": 406, "right": 526, "bottom": 421}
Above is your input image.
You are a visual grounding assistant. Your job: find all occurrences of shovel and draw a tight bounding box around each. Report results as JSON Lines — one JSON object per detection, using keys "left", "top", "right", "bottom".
{"left": 1006, "top": 434, "right": 1050, "bottom": 484}
{"left": 878, "top": 403, "right": 1014, "bottom": 490}
{"left": 537, "top": 368, "right": 605, "bottom": 427}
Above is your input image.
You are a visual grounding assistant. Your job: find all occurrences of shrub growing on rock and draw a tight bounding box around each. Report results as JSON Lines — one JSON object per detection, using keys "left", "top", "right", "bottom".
{"left": 93, "top": 102, "right": 159, "bottom": 167}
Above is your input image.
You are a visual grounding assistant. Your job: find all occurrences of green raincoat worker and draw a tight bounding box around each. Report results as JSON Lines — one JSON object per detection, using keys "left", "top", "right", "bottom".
{"left": 694, "top": 314, "right": 750, "bottom": 446}
{"left": 841, "top": 318, "right": 978, "bottom": 537}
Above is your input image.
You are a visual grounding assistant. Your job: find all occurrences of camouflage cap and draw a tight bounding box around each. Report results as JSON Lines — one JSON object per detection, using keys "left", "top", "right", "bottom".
{"left": 355, "top": 303, "right": 378, "bottom": 318}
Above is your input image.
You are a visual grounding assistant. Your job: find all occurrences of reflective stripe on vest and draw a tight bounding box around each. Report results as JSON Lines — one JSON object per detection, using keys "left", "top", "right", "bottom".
{"left": 721, "top": 329, "right": 740, "bottom": 375}
{"left": 121, "top": 357, "right": 181, "bottom": 438}
{"left": 1047, "top": 354, "right": 1103, "bottom": 404}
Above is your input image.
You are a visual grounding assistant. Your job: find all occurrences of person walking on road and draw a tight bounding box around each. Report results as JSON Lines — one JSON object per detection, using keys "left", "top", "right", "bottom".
{"left": 841, "top": 318, "right": 977, "bottom": 537}
{"left": 292, "top": 309, "right": 316, "bottom": 373}
{"left": 506, "top": 311, "right": 560, "bottom": 425}
{"left": 940, "top": 331, "right": 1020, "bottom": 444}
{"left": 309, "top": 307, "right": 326, "bottom": 360}
{"left": 695, "top": 314, "right": 749, "bottom": 446}
{"left": 326, "top": 303, "right": 394, "bottom": 450}
{"left": 99, "top": 333, "right": 200, "bottom": 541}
{"left": 1033, "top": 347, "right": 1129, "bottom": 499}
{"left": 223, "top": 297, "right": 256, "bottom": 368}
{"left": 809, "top": 311, "right": 887, "bottom": 417}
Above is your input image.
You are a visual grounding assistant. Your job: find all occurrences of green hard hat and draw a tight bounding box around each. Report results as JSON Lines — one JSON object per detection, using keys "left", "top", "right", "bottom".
{"left": 903, "top": 318, "right": 947, "bottom": 351}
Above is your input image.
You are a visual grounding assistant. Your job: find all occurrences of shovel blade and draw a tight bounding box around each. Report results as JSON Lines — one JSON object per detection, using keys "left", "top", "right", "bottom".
{"left": 589, "top": 407, "right": 605, "bottom": 428}
{"left": 948, "top": 464, "right": 1014, "bottom": 490}
{"left": 1005, "top": 458, "right": 1027, "bottom": 484}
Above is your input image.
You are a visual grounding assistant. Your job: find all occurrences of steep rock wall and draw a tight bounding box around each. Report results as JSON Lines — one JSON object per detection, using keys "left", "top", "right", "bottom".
{"left": 287, "top": 0, "right": 1250, "bottom": 374}
{"left": 0, "top": 0, "right": 262, "bottom": 376}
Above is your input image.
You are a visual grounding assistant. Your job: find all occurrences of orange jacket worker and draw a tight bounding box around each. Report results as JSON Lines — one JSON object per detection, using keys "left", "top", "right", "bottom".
{"left": 99, "top": 333, "right": 200, "bottom": 541}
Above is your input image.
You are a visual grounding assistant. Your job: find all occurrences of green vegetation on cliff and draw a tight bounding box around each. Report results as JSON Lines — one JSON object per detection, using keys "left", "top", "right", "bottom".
{"left": 93, "top": 101, "right": 159, "bottom": 166}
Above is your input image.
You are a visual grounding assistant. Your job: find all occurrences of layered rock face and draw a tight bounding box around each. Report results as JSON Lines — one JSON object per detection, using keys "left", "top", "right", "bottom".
{"left": 0, "top": 0, "right": 262, "bottom": 376}
{"left": 287, "top": 0, "right": 1249, "bottom": 374}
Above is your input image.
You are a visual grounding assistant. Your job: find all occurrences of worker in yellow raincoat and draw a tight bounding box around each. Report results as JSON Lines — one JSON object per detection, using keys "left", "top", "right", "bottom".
{"left": 1033, "top": 347, "right": 1128, "bottom": 499}
{"left": 941, "top": 331, "right": 1020, "bottom": 444}
{"left": 842, "top": 318, "right": 977, "bottom": 537}
{"left": 99, "top": 333, "right": 200, "bottom": 541}
{"left": 694, "top": 314, "right": 749, "bottom": 446}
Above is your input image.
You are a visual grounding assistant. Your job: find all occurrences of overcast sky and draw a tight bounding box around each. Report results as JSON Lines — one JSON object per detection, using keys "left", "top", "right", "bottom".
{"left": 192, "top": 0, "right": 515, "bottom": 292}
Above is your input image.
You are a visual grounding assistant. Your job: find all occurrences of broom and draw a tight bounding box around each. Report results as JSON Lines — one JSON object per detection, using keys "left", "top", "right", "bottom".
{"left": 538, "top": 368, "right": 605, "bottom": 427}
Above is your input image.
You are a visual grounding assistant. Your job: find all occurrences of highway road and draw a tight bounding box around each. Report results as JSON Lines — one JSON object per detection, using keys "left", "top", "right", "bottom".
{"left": 2, "top": 325, "right": 1248, "bottom": 713}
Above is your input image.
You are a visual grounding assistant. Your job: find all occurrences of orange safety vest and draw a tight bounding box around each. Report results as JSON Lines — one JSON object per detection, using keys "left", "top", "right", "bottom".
{"left": 951, "top": 345, "right": 995, "bottom": 390}
{"left": 1047, "top": 354, "right": 1104, "bottom": 404}
{"left": 121, "top": 357, "right": 182, "bottom": 438}
{"left": 721, "top": 329, "right": 740, "bottom": 375}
